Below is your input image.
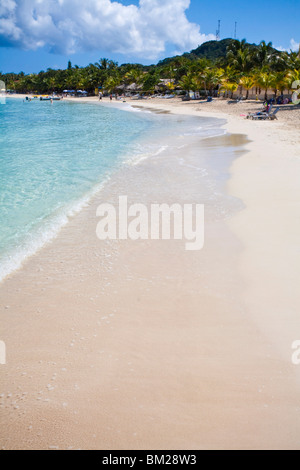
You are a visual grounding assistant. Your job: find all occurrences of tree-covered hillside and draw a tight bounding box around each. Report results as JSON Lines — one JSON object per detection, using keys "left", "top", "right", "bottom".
{"left": 1, "top": 39, "right": 299, "bottom": 100}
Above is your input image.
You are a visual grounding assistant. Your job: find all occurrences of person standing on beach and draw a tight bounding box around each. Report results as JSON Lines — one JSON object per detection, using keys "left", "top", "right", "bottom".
{"left": 110, "top": 94, "right": 113, "bottom": 101}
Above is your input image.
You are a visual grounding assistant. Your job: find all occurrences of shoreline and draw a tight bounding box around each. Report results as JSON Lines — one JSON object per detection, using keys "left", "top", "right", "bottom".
{"left": 0, "top": 98, "right": 227, "bottom": 284}
{"left": 1, "top": 96, "right": 300, "bottom": 449}
{"left": 129, "top": 97, "right": 300, "bottom": 357}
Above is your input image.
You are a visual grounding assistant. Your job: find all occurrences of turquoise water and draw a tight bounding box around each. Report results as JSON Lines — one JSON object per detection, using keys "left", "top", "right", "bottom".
{"left": 0, "top": 98, "right": 227, "bottom": 281}
{"left": 0, "top": 99, "right": 159, "bottom": 280}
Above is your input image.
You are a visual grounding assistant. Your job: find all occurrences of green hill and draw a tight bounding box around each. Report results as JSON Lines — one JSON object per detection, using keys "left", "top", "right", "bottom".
{"left": 157, "top": 39, "right": 244, "bottom": 66}
{"left": 188, "top": 38, "right": 234, "bottom": 60}
{"left": 158, "top": 39, "right": 282, "bottom": 66}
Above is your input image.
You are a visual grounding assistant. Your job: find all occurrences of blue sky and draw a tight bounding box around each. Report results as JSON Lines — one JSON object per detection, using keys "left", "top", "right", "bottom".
{"left": 0, "top": 0, "right": 299, "bottom": 74}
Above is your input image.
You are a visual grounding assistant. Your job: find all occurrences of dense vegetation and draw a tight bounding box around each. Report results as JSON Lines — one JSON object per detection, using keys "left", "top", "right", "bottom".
{"left": 190, "top": 38, "right": 279, "bottom": 61}
{"left": 1, "top": 39, "right": 300, "bottom": 100}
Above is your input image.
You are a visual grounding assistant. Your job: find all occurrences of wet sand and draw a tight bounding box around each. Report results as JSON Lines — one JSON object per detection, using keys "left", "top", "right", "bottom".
{"left": 1, "top": 97, "right": 300, "bottom": 450}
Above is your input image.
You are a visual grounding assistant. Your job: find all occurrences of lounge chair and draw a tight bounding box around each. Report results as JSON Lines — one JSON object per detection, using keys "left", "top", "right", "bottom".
{"left": 250, "top": 107, "right": 279, "bottom": 120}
{"left": 248, "top": 104, "right": 272, "bottom": 118}
{"left": 267, "top": 107, "right": 280, "bottom": 120}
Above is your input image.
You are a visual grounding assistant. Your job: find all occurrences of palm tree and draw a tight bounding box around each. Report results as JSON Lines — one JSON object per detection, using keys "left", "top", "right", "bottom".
{"left": 161, "top": 64, "right": 176, "bottom": 81}
{"left": 271, "top": 71, "right": 289, "bottom": 99}
{"left": 46, "top": 76, "right": 57, "bottom": 93}
{"left": 125, "top": 68, "right": 144, "bottom": 86}
{"left": 286, "top": 69, "right": 300, "bottom": 95}
{"left": 107, "top": 60, "right": 118, "bottom": 70}
{"left": 219, "top": 66, "right": 239, "bottom": 98}
{"left": 220, "top": 81, "right": 238, "bottom": 99}
{"left": 104, "top": 76, "right": 121, "bottom": 93}
{"left": 284, "top": 51, "right": 300, "bottom": 72}
{"left": 142, "top": 71, "right": 159, "bottom": 94}
{"left": 226, "top": 39, "right": 254, "bottom": 76}
{"left": 190, "top": 58, "right": 212, "bottom": 74}
{"left": 3, "top": 36, "right": 299, "bottom": 98}
{"left": 240, "top": 75, "right": 255, "bottom": 99}
{"left": 179, "top": 72, "right": 198, "bottom": 94}
{"left": 254, "top": 70, "right": 275, "bottom": 100}
{"left": 97, "top": 58, "right": 109, "bottom": 70}
{"left": 255, "top": 41, "right": 274, "bottom": 68}
{"left": 200, "top": 67, "right": 222, "bottom": 95}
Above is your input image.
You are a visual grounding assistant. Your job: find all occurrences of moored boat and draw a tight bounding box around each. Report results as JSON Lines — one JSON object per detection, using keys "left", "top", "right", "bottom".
{"left": 40, "top": 96, "right": 61, "bottom": 101}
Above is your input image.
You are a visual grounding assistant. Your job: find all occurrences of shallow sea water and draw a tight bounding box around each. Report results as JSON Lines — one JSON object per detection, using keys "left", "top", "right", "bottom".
{"left": 0, "top": 98, "right": 243, "bottom": 281}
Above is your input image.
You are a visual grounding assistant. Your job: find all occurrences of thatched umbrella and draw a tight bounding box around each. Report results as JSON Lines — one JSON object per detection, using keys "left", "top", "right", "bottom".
{"left": 126, "top": 83, "right": 138, "bottom": 92}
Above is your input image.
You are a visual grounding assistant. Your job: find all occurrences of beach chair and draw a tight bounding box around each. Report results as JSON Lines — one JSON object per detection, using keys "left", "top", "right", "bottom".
{"left": 249, "top": 105, "right": 279, "bottom": 121}
{"left": 252, "top": 107, "right": 279, "bottom": 120}
{"left": 267, "top": 107, "right": 279, "bottom": 120}
{"left": 250, "top": 112, "right": 268, "bottom": 120}
{"left": 246, "top": 104, "right": 272, "bottom": 120}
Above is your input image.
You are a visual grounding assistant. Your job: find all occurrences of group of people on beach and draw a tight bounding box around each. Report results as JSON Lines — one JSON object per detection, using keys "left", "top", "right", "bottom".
{"left": 99, "top": 91, "right": 126, "bottom": 102}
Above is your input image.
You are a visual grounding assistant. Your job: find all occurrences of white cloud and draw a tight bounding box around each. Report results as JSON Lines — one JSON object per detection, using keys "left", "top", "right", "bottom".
{"left": 275, "top": 45, "right": 286, "bottom": 52}
{"left": 276, "top": 39, "right": 300, "bottom": 53}
{"left": 0, "top": 0, "right": 214, "bottom": 59}
{"left": 290, "top": 39, "right": 299, "bottom": 52}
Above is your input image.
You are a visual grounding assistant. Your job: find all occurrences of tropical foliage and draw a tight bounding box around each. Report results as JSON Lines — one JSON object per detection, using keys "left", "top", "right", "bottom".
{"left": 1, "top": 39, "right": 299, "bottom": 100}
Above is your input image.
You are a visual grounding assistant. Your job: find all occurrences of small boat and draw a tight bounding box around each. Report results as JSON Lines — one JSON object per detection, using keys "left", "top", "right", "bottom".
{"left": 40, "top": 96, "right": 61, "bottom": 101}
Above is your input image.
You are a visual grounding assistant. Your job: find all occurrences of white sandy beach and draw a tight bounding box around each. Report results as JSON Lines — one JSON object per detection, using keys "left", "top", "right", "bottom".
{"left": 0, "top": 96, "right": 300, "bottom": 450}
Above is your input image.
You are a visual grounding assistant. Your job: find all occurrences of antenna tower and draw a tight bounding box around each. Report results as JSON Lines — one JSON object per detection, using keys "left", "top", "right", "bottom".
{"left": 216, "top": 20, "right": 221, "bottom": 41}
